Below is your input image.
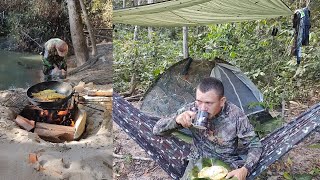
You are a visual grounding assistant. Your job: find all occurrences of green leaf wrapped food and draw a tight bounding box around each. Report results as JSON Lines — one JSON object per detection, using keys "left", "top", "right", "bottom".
{"left": 190, "top": 158, "right": 237, "bottom": 180}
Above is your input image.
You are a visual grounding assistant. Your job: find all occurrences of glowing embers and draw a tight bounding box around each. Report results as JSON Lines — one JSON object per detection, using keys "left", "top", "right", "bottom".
{"left": 19, "top": 98, "right": 75, "bottom": 127}
{"left": 14, "top": 100, "right": 86, "bottom": 143}
{"left": 36, "top": 108, "right": 75, "bottom": 127}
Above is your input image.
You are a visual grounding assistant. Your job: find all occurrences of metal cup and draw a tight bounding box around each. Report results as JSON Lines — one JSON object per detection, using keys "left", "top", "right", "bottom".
{"left": 193, "top": 110, "right": 208, "bottom": 129}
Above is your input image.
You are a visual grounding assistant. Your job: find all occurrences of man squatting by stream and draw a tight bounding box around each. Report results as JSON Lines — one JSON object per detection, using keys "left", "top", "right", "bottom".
{"left": 153, "top": 77, "right": 263, "bottom": 180}
{"left": 42, "top": 38, "right": 68, "bottom": 81}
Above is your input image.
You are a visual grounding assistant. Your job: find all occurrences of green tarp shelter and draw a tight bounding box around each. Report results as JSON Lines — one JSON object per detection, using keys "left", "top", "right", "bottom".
{"left": 114, "top": 0, "right": 293, "bottom": 27}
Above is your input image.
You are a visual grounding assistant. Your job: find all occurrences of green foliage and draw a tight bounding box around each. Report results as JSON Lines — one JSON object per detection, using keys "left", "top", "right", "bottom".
{"left": 113, "top": 26, "right": 182, "bottom": 92}
{"left": 90, "top": 0, "right": 107, "bottom": 13}
{"left": 190, "top": 157, "right": 237, "bottom": 180}
{"left": 283, "top": 172, "right": 314, "bottom": 180}
{"left": 85, "top": 0, "right": 112, "bottom": 28}
{"left": 248, "top": 101, "right": 274, "bottom": 111}
{"left": 250, "top": 117, "right": 285, "bottom": 137}
{"left": 188, "top": 15, "right": 320, "bottom": 107}
{"left": 283, "top": 172, "right": 293, "bottom": 180}
{"left": 124, "top": 153, "right": 133, "bottom": 163}
{"left": 114, "top": 1, "right": 320, "bottom": 110}
{"left": 307, "top": 143, "right": 320, "bottom": 149}
{"left": 309, "top": 167, "right": 320, "bottom": 176}
{"left": 2, "top": 0, "right": 71, "bottom": 52}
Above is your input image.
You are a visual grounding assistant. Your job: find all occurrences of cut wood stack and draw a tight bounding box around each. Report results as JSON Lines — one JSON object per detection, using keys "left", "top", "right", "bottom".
{"left": 83, "top": 88, "right": 113, "bottom": 113}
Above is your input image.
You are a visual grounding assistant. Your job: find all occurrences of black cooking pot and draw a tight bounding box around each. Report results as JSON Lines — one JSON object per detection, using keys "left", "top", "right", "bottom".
{"left": 27, "top": 81, "right": 73, "bottom": 109}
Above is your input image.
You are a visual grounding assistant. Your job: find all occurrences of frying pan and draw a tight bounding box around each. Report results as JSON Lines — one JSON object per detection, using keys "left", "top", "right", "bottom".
{"left": 27, "top": 81, "right": 73, "bottom": 109}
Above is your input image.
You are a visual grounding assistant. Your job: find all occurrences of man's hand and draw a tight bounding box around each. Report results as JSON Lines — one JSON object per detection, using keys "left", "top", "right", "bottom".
{"left": 225, "top": 166, "right": 248, "bottom": 180}
{"left": 60, "top": 69, "right": 67, "bottom": 79}
{"left": 175, "top": 111, "right": 196, "bottom": 128}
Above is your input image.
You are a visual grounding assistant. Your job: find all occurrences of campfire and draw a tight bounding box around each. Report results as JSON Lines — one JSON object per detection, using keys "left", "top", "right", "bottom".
{"left": 13, "top": 81, "right": 87, "bottom": 143}
{"left": 38, "top": 109, "right": 74, "bottom": 126}
{"left": 20, "top": 98, "right": 76, "bottom": 127}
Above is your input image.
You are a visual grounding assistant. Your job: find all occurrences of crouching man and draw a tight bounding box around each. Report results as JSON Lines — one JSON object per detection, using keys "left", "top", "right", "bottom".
{"left": 42, "top": 38, "right": 68, "bottom": 81}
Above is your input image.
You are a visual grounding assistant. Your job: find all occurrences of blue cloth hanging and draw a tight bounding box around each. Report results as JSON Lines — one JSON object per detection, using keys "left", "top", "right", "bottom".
{"left": 292, "top": 7, "right": 311, "bottom": 65}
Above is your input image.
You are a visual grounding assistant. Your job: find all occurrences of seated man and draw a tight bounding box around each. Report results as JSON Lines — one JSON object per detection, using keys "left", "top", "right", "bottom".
{"left": 153, "top": 77, "right": 262, "bottom": 180}
{"left": 42, "top": 38, "right": 68, "bottom": 81}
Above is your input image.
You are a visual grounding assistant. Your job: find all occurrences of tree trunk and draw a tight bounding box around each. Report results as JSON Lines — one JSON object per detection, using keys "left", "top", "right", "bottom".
{"left": 147, "top": 0, "right": 153, "bottom": 40}
{"left": 67, "top": 0, "right": 89, "bottom": 66}
{"left": 183, "top": 26, "right": 189, "bottom": 58}
{"left": 79, "top": 0, "right": 97, "bottom": 56}
{"left": 133, "top": 0, "right": 138, "bottom": 6}
{"left": 128, "top": 0, "right": 142, "bottom": 95}
{"left": 123, "top": 0, "right": 126, "bottom": 8}
{"left": 133, "top": 25, "right": 139, "bottom": 40}
{"left": 129, "top": 30, "right": 139, "bottom": 94}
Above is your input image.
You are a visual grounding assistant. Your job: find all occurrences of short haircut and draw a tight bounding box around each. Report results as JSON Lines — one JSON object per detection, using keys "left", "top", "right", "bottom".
{"left": 197, "top": 77, "right": 224, "bottom": 97}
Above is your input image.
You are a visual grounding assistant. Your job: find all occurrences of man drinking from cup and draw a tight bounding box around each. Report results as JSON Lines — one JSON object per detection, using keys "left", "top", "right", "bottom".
{"left": 153, "top": 77, "right": 262, "bottom": 180}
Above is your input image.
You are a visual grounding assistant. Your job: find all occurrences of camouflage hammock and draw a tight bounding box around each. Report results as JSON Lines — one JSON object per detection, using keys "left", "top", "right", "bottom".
{"left": 113, "top": 93, "right": 320, "bottom": 179}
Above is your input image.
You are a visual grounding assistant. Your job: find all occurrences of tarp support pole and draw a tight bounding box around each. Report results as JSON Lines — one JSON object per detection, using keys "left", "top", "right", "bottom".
{"left": 183, "top": 26, "right": 189, "bottom": 58}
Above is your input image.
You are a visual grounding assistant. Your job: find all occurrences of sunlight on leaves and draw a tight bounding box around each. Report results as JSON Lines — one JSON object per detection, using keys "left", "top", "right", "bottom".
{"left": 283, "top": 172, "right": 293, "bottom": 180}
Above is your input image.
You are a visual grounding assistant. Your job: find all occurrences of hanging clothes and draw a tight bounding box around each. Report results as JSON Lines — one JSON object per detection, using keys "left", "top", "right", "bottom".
{"left": 292, "top": 7, "right": 311, "bottom": 65}
{"left": 302, "top": 8, "right": 311, "bottom": 45}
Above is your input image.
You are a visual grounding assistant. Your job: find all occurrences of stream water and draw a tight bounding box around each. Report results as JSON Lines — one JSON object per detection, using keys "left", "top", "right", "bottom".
{"left": 0, "top": 50, "right": 42, "bottom": 90}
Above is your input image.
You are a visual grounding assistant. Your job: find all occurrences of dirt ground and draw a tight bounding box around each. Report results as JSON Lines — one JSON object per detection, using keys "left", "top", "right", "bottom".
{"left": 67, "top": 42, "right": 113, "bottom": 86}
{"left": 0, "top": 90, "right": 113, "bottom": 180}
{"left": 113, "top": 89, "right": 320, "bottom": 180}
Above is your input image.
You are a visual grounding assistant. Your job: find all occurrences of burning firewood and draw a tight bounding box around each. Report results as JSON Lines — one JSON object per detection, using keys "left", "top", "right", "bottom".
{"left": 57, "top": 110, "right": 69, "bottom": 116}
{"left": 14, "top": 115, "right": 35, "bottom": 131}
{"left": 34, "top": 122, "right": 75, "bottom": 143}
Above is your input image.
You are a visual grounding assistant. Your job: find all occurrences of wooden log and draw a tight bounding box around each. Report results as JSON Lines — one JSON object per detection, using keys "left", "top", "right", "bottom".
{"left": 87, "top": 89, "right": 113, "bottom": 97}
{"left": 14, "top": 115, "right": 35, "bottom": 131}
{"left": 82, "top": 95, "right": 112, "bottom": 102}
{"left": 36, "top": 122, "right": 75, "bottom": 133}
{"left": 34, "top": 122, "right": 75, "bottom": 143}
{"left": 74, "top": 105, "right": 87, "bottom": 140}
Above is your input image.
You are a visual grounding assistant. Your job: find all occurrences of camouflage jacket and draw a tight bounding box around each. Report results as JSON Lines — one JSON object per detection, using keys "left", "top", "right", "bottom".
{"left": 153, "top": 101, "right": 263, "bottom": 173}
{"left": 42, "top": 55, "right": 67, "bottom": 74}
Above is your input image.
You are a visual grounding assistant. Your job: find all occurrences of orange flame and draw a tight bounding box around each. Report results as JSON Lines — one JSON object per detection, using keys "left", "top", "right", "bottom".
{"left": 57, "top": 110, "right": 69, "bottom": 116}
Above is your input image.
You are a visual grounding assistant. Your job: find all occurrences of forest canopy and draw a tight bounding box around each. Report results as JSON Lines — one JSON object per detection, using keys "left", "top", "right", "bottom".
{"left": 113, "top": 0, "right": 320, "bottom": 109}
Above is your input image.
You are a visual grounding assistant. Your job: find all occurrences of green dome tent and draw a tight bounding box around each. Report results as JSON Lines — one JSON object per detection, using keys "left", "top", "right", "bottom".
{"left": 141, "top": 58, "right": 272, "bottom": 121}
